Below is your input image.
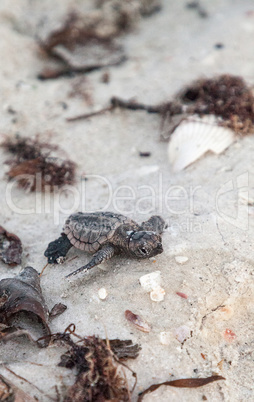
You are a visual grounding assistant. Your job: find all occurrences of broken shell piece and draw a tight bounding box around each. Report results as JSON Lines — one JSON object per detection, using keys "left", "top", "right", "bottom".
{"left": 168, "top": 115, "right": 235, "bottom": 171}
{"left": 150, "top": 286, "right": 165, "bottom": 302}
{"left": 98, "top": 287, "right": 108, "bottom": 300}
{"left": 125, "top": 310, "right": 151, "bottom": 333}
{"left": 49, "top": 303, "right": 67, "bottom": 320}
{"left": 159, "top": 331, "right": 171, "bottom": 345}
{"left": 52, "top": 41, "right": 125, "bottom": 71}
{"left": 174, "top": 325, "right": 191, "bottom": 343}
{"left": 175, "top": 256, "right": 189, "bottom": 264}
{"left": 139, "top": 271, "right": 161, "bottom": 292}
{"left": 0, "top": 266, "right": 50, "bottom": 347}
{"left": 138, "top": 165, "right": 159, "bottom": 176}
{"left": 223, "top": 328, "right": 236, "bottom": 343}
{"left": 176, "top": 291, "right": 188, "bottom": 299}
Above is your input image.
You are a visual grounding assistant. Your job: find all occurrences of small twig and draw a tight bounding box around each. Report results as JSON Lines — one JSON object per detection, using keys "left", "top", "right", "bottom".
{"left": 66, "top": 105, "right": 114, "bottom": 122}
{"left": 38, "top": 54, "right": 127, "bottom": 81}
{"left": 40, "top": 262, "right": 49, "bottom": 277}
{"left": 111, "top": 352, "right": 137, "bottom": 394}
{"left": 3, "top": 365, "right": 56, "bottom": 401}
{"left": 66, "top": 96, "right": 163, "bottom": 122}
{"left": 55, "top": 385, "right": 61, "bottom": 402}
{"left": 110, "top": 96, "right": 162, "bottom": 113}
{"left": 66, "top": 255, "right": 78, "bottom": 263}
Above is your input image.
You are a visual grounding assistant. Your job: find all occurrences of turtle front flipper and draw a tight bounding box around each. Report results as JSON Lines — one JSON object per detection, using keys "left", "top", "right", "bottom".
{"left": 141, "top": 216, "right": 166, "bottom": 235}
{"left": 66, "top": 244, "right": 115, "bottom": 278}
{"left": 44, "top": 234, "right": 72, "bottom": 264}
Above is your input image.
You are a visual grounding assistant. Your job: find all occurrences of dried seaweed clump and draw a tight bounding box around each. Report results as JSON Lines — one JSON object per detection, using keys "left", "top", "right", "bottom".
{"left": 1, "top": 136, "right": 76, "bottom": 192}
{"left": 96, "top": 0, "right": 161, "bottom": 29}
{"left": 55, "top": 328, "right": 139, "bottom": 402}
{"left": 180, "top": 74, "right": 254, "bottom": 134}
{"left": 38, "top": 1, "right": 161, "bottom": 79}
{"left": 0, "top": 225, "right": 22, "bottom": 265}
{"left": 68, "top": 74, "right": 254, "bottom": 137}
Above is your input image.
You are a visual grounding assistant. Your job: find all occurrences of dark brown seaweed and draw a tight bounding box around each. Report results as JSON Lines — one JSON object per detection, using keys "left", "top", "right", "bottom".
{"left": 53, "top": 326, "right": 139, "bottom": 402}
{"left": 138, "top": 375, "right": 225, "bottom": 401}
{"left": 0, "top": 226, "right": 22, "bottom": 265}
{"left": 1, "top": 136, "right": 76, "bottom": 192}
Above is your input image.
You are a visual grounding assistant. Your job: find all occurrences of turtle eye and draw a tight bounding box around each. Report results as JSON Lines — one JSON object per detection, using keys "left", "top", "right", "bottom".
{"left": 139, "top": 247, "right": 148, "bottom": 255}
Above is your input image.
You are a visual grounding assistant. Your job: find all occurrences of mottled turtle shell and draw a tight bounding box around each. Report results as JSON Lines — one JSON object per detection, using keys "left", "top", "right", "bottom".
{"left": 63, "top": 211, "right": 136, "bottom": 253}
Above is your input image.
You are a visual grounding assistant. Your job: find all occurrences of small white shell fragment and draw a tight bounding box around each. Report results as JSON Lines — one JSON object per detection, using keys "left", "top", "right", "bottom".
{"left": 98, "top": 287, "right": 108, "bottom": 300}
{"left": 138, "top": 165, "right": 159, "bottom": 176}
{"left": 175, "top": 256, "right": 189, "bottom": 264}
{"left": 159, "top": 331, "right": 171, "bottom": 345}
{"left": 150, "top": 286, "right": 165, "bottom": 302}
{"left": 174, "top": 325, "right": 191, "bottom": 343}
{"left": 168, "top": 115, "right": 235, "bottom": 171}
{"left": 139, "top": 271, "right": 162, "bottom": 292}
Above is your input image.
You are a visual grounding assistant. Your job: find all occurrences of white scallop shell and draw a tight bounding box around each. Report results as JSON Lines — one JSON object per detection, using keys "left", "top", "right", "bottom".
{"left": 168, "top": 115, "right": 235, "bottom": 171}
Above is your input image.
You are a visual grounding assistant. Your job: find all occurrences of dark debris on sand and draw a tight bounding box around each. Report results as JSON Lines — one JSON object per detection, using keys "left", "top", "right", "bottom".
{"left": 69, "top": 74, "right": 254, "bottom": 137}
{"left": 1, "top": 135, "right": 76, "bottom": 192}
{"left": 179, "top": 74, "right": 254, "bottom": 134}
{"left": 38, "top": 1, "right": 161, "bottom": 80}
{"left": 53, "top": 326, "right": 140, "bottom": 402}
{"left": 0, "top": 225, "right": 22, "bottom": 265}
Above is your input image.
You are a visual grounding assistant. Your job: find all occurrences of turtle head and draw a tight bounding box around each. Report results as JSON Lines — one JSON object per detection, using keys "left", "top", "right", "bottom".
{"left": 128, "top": 231, "right": 163, "bottom": 259}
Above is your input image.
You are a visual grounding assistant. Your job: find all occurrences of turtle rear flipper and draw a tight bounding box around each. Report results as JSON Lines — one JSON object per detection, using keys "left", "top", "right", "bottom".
{"left": 66, "top": 244, "right": 115, "bottom": 278}
{"left": 44, "top": 234, "right": 72, "bottom": 264}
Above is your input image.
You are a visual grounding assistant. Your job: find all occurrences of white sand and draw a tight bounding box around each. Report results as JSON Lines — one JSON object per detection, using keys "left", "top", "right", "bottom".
{"left": 0, "top": 0, "right": 254, "bottom": 400}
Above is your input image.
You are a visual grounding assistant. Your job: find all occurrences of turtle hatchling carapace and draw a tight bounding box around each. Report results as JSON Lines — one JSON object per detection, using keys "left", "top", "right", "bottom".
{"left": 44, "top": 211, "right": 165, "bottom": 278}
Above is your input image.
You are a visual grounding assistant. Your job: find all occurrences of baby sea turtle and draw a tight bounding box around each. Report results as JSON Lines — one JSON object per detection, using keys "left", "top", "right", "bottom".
{"left": 44, "top": 211, "right": 165, "bottom": 278}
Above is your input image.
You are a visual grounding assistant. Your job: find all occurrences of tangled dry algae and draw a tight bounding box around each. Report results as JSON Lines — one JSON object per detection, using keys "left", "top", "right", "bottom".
{"left": 0, "top": 226, "right": 22, "bottom": 265}
{"left": 38, "top": 14, "right": 126, "bottom": 79}
{"left": 0, "top": 267, "right": 50, "bottom": 347}
{"left": 141, "top": 74, "right": 254, "bottom": 135}
{"left": 53, "top": 328, "right": 140, "bottom": 401}
{"left": 1, "top": 136, "right": 76, "bottom": 192}
{"left": 69, "top": 75, "right": 254, "bottom": 137}
{"left": 179, "top": 75, "right": 254, "bottom": 134}
{"left": 38, "top": 0, "right": 161, "bottom": 79}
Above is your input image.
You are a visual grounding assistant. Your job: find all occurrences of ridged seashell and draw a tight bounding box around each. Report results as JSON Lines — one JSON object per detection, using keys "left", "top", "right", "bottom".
{"left": 168, "top": 115, "right": 235, "bottom": 171}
